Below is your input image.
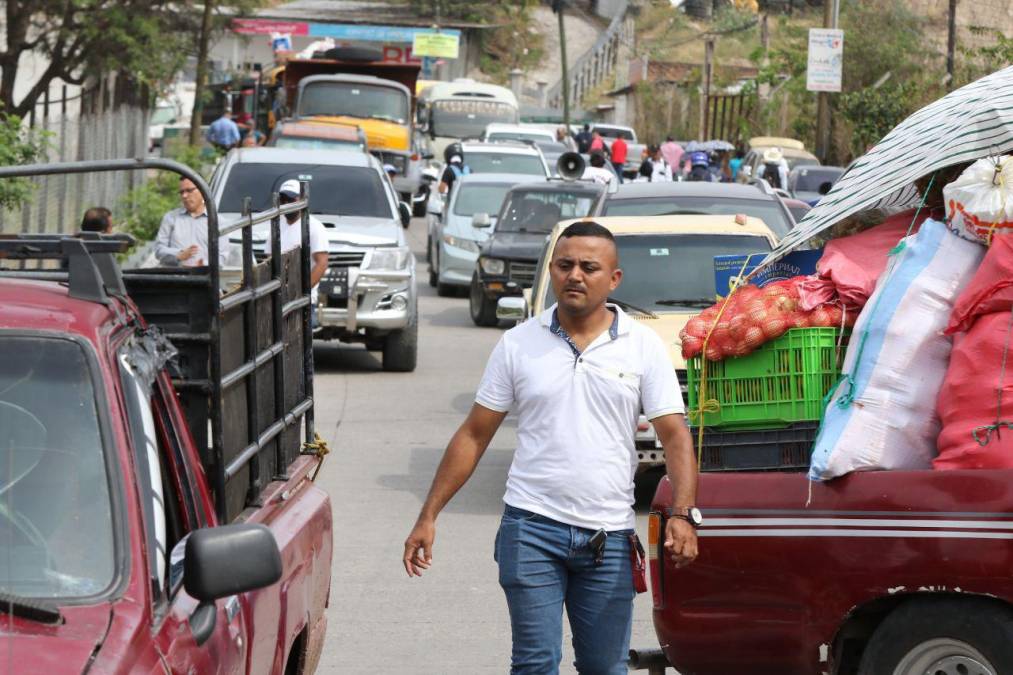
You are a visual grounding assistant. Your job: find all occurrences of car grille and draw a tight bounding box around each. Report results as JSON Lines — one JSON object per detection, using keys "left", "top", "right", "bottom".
{"left": 508, "top": 261, "right": 537, "bottom": 287}
{"left": 329, "top": 251, "right": 366, "bottom": 267}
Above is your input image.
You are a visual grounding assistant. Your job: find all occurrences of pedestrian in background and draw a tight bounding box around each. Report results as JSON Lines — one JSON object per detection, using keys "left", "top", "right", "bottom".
{"left": 589, "top": 129, "right": 607, "bottom": 155}
{"left": 270, "top": 179, "right": 329, "bottom": 326}
{"left": 635, "top": 147, "right": 653, "bottom": 183}
{"left": 154, "top": 177, "right": 221, "bottom": 267}
{"left": 557, "top": 125, "right": 577, "bottom": 153}
{"left": 729, "top": 147, "right": 746, "bottom": 181}
{"left": 610, "top": 134, "right": 628, "bottom": 184}
{"left": 80, "top": 207, "right": 113, "bottom": 234}
{"left": 650, "top": 145, "right": 673, "bottom": 182}
{"left": 206, "top": 110, "right": 241, "bottom": 154}
{"left": 403, "top": 220, "right": 699, "bottom": 674}
{"left": 575, "top": 124, "right": 592, "bottom": 154}
{"left": 582, "top": 150, "right": 616, "bottom": 187}
{"left": 660, "top": 137, "right": 684, "bottom": 176}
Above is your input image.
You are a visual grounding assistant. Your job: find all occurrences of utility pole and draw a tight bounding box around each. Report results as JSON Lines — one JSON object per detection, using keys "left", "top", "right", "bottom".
{"left": 946, "top": 0, "right": 958, "bottom": 89}
{"left": 553, "top": 0, "right": 570, "bottom": 130}
{"left": 698, "top": 38, "right": 714, "bottom": 140}
{"left": 814, "top": 0, "right": 838, "bottom": 163}
{"left": 190, "top": 0, "right": 215, "bottom": 146}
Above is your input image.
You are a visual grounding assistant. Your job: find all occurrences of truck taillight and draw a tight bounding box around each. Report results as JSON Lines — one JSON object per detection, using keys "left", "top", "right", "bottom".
{"left": 647, "top": 512, "right": 663, "bottom": 607}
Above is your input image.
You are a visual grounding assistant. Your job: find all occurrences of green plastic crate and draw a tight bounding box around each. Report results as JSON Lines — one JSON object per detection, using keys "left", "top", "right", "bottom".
{"left": 687, "top": 328, "right": 846, "bottom": 429}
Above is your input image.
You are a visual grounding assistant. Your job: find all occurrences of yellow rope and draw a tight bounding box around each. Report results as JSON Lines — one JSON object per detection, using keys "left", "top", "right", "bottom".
{"left": 302, "top": 432, "right": 331, "bottom": 481}
{"left": 695, "top": 254, "right": 761, "bottom": 463}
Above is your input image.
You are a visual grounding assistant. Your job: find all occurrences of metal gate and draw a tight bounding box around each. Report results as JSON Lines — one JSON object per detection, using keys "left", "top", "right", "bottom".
{"left": 705, "top": 93, "right": 751, "bottom": 142}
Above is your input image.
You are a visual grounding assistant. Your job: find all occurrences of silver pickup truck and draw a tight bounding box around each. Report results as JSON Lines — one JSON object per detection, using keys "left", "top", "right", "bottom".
{"left": 214, "top": 146, "right": 418, "bottom": 371}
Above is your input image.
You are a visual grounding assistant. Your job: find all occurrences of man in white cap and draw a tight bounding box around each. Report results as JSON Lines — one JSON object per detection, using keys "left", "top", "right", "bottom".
{"left": 268, "top": 179, "right": 330, "bottom": 318}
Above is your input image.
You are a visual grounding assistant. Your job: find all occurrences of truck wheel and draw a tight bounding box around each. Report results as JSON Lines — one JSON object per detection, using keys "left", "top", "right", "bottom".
{"left": 858, "top": 598, "right": 1013, "bottom": 675}
{"left": 469, "top": 275, "right": 498, "bottom": 327}
{"left": 425, "top": 233, "right": 432, "bottom": 263}
{"left": 428, "top": 244, "right": 438, "bottom": 287}
{"left": 382, "top": 313, "right": 418, "bottom": 372}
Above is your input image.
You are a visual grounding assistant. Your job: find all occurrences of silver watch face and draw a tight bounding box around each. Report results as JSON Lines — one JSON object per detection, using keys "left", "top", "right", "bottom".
{"left": 689, "top": 507, "right": 703, "bottom": 526}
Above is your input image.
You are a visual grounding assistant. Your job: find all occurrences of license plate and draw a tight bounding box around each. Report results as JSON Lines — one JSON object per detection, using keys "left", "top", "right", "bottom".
{"left": 321, "top": 268, "right": 349, "bottom": 299}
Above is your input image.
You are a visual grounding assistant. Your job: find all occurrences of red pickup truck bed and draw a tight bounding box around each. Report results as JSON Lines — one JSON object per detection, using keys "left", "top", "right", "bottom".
{"left": 650, "top": 469, "right": 1013, "bottom": 675}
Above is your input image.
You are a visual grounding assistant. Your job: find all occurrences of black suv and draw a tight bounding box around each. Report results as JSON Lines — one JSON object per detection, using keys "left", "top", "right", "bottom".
{"left": 469, "top": 181, "right": 605, "bottom": 326}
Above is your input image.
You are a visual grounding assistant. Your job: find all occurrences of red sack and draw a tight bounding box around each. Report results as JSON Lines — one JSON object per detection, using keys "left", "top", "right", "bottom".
{"left": 817, "top": 208, "right": 932, "bottom": 310}
{"left": 934, "top": 313, "right": 1013, "bottom": 470}
{"left": 936, "top": 237, "right": 1013, "bottom": 470}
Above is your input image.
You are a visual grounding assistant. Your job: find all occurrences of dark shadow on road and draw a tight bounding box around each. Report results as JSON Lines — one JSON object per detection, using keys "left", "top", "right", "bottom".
{"left": 313, "top": 341, "right": 383, "bottom": 373}
{"left": 376, "top": 445, "right": 514, "bottom": 515}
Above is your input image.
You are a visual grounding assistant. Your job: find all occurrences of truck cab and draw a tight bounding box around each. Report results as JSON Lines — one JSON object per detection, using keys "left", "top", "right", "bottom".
{"left": 0, "top": 159, "right": 332, "bottom": 674}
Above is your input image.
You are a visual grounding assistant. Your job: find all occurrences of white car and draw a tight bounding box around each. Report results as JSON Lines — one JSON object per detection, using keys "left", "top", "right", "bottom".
{"left": 212, "top": 147, "right": 418, "bottom": 371}
{"left": 481, "top": 123, "right": 557, "bottom": 145}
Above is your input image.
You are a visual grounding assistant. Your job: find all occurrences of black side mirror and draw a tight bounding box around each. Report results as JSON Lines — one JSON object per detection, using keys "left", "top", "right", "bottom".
{"left": 818, "top": 181, "right": 833, "bottom": 195}
{"left": 184, "top": 523, "right": 282, "bottom": 645}
{"left": 398, "top": 201, "right": 412, "bottom": 228}
{"left": 422, "top": 152, "right": 434, "bottom": 160}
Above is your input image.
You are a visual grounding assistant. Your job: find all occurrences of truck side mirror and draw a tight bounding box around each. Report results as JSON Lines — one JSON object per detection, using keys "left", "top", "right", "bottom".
{"left": 472, "top": 212, "right": 492, "bottom": 228}
{"left": 184, "top": 524, "right": 282, "bottom": 646}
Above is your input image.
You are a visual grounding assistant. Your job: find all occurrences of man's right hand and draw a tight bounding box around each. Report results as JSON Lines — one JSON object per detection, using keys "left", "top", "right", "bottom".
{"left": 403, "top": 517, "right": 435, "bottom": 577}
{"left": 177, "top": 245, "right": 199, "bottom": 262}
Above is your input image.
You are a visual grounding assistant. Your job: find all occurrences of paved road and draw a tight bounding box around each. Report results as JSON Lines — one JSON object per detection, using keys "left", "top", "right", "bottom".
{"left": 312, "top": 217, "right": 663, "bottom": 674}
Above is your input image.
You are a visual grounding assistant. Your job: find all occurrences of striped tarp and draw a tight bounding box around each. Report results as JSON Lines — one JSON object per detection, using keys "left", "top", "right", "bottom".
{"left": 758, "top": 65, "right": 1013, "bottom": 268}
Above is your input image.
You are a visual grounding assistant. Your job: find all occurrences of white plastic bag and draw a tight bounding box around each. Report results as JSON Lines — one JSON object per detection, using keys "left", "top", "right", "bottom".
{"left": 809, "top": 218, "right": 985, "bottom": 480}
{"left": 944, "top": 155, "right": 1013, "bottom": 243}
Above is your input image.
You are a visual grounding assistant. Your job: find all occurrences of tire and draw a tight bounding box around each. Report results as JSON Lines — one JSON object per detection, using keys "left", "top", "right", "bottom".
{"left": 469, "top": 275, "right": 499, "bottom": 327}
{"left": 858, "top": 598, "right": 1013, "bottom": 675}
{"left": 428, "top": 240, "right": 438, "bottom": 288}
{"left": 382, "top": 313, "right": 418, "bottom": 372}
{"left": 425, "top": 232, "right": 432, "bottom": 263}
{"left": 413, "top": 191, "right": 429, "bottom": 218}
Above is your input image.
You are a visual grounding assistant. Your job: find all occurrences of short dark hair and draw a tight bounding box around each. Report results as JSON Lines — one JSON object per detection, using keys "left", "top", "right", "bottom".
{"left": 80, "top": 207, "right": 112, "bottom": 232}
{"left": 582, "top": 124, "right": 590, "bottom": 131}
{"left": 589, "top": 150, "right": 606, "bottom": 167}
{"left": 559, "top": 220, "right": 615, "bottom": 243}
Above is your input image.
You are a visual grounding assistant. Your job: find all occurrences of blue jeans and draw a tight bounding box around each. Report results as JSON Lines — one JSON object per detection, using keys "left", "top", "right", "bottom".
{"left": 495, "top": 504, "right": 635, "bottom": 674}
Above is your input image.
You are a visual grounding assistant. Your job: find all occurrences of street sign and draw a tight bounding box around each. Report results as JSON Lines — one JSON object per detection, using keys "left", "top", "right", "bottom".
{"left": 412, "top": 32, "right": 460, "bottom": 59}
{"left": 807, "top": 28, "right": 844, "bottom": 92}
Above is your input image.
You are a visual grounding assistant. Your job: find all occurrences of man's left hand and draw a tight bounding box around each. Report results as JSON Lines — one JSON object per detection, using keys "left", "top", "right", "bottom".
{"left": 664, "top": 517, "right": 698, "bottom": 568}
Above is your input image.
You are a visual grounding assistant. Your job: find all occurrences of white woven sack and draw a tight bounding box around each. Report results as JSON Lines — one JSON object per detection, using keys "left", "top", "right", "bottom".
{"left": 809, "top": 218, "right": 985, "bottom": 481}
{"left": 944, "top": 155, "right": 1013, "bottom": 243}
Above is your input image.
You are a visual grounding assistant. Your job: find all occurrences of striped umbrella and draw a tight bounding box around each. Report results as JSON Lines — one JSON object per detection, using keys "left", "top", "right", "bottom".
{"left": 758, "top": 65, "right": 1013, "bottom": 267}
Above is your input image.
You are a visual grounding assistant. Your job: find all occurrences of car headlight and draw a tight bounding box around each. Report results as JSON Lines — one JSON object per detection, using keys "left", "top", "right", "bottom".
{"left": 479, "top": 257, "right": 506, "bottom": 275}
{"left": 443, "top": 234, "right": 480, "bottom": 254}
{"left": 363, "top": 246, "right": 411, "bottom": 271}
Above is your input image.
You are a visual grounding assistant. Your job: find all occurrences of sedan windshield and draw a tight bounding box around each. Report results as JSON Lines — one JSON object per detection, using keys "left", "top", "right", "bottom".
{"left": 431, "top": 100, "right": 517, "bottom": 138}
{"left": 544, "top": 234, "right": 772, "bottom": 311}
{"left": 603, "top": 196, "right": 792, "bottom": 237}
{"left": 453, "top": 184, "right": 513, "bottom": 217}
{"left": 299, "top": 82, "right": 409, "bottom": 125}
{"left": 467, "top": 152, "right": 546, "bottom": 176}
{"left": 498, "top": 189, "right": 597, "bottom": 233}
{"left": 219, "top": 163, "right": 392, "bottom": 218}
{"left": 0, "top": 336, "right": 114, "bottom": 599}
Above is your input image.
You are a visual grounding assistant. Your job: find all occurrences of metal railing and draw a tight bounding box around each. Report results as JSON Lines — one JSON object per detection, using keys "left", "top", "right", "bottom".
{"left": 547, "top": 0, "right": 633, "bottom": 109}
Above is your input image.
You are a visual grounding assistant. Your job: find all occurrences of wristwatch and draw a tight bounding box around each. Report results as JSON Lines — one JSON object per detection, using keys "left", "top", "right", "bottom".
{"left": 670, "top": 506, "right": 703, "bottom": 528}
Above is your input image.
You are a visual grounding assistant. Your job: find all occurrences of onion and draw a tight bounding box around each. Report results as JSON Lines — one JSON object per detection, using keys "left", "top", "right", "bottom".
{"left": 775, "top": 295, "right": 798, "bottom": 313}
{"left": 748, "top": 306, "right": 769, "bottom": 324}
{"left": 681, "top": 335, "right": 703, "bottom": 359}
{"left": 728, "top": 314, "right": 749, "bottom": 340}
{"left": 761, "top": 315, "right": 788, "bottom": 339}
{"left": 704, "top": 343, "right": 723, "bottom": 361}
{"left": 743, "top": 325, "right": 766, "bottom": 349}
{"left": 685, "top": 317, "right": 710, "bottom": 339}
{"left": 790, "top": 313, "right": 810, "bottom": 328}
{"left": 810, "top": 307, "right": 833, "bottom": 327}
{"left": 825, "top": 305, "right": 844, "bottom": 327}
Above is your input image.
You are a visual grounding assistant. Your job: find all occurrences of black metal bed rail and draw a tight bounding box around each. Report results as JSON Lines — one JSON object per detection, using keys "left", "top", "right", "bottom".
{"left": 0, "top": 158, "right": 317, "bottom": 522}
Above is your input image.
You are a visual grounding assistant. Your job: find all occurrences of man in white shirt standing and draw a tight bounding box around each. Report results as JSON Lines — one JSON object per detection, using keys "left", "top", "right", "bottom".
{"left": 268, "top": 179, "right": 330, "bottom": 321}
{"left": 403, "top": 221, "right": 699, "bottom": 674}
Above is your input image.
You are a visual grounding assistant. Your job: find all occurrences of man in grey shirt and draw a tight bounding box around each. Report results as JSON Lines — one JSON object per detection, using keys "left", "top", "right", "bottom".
{"left": 154, "top": 177, "right": 220, "bottom": 267}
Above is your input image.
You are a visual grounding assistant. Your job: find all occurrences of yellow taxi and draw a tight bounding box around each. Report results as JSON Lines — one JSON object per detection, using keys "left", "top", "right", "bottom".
{"left": 496, "top": 214, "right": 779, "bottom": 467}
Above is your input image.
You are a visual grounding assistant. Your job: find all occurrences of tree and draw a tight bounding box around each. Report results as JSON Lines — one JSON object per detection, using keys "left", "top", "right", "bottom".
{"left": 0, "top": 110, "right": 49, "bottom": 209}
{"left": 0, "top": 1, "right": 196, "bottom": 118}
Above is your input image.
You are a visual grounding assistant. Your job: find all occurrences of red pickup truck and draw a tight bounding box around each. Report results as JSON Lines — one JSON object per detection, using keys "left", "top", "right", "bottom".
{"left": 647, "top": 470, "right": 1013, "bottom": 675}
{"left": 0, "top": 159, "right": 332, "bottom": 674}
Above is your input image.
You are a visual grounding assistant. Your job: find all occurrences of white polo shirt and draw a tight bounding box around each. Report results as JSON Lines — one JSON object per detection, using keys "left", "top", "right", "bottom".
{"left": 476, "top": 303, "right": 684, "bottom": 531}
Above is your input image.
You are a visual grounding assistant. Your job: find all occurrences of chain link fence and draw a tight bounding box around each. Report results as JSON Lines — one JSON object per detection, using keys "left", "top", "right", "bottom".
{"left": 0, "top": 83, "right": 150, "bottom": 237}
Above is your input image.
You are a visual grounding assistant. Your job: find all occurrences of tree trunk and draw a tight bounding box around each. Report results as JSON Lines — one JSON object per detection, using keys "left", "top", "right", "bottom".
{"left": 190, "top": 0, "right": 215, "bottom": 146}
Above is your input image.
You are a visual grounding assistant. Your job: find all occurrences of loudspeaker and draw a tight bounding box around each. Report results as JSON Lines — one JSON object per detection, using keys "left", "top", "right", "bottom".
{"left": 556, "top": 152, "right": 586, "bottom": 181}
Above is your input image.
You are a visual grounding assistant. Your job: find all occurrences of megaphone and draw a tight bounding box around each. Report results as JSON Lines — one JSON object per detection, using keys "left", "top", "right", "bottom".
{"left": 556, "top": 152, "right": 586, "bottom": 181}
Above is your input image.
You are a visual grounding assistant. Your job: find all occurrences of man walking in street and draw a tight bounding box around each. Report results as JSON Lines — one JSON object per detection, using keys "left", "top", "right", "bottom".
{"left": 610, "top": 135, "right": 628, "bottom": 184}
{"left": 154, "top": 177, "right": 221, "bottom": 267}
{"left": 575, "top": 124, "right": 592, "bottom": 154}
{"left": 269, "top": 179, "right": 329, "bottom": 326}
{"left": 206, "top": 109, "right": 241, "bottom": 153}
{"left": 403, "top": 221, "right": 699, "bottom": 674}
{"left": 660, "top": 137, "right": 684, "bottom": 177}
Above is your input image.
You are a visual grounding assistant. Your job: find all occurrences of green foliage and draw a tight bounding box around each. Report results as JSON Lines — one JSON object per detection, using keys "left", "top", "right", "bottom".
{"left": 0, "top": 112, "right": 50, "bottom": 210}
{"left": 478, "top": 1, "right": 545, "bottom": 84}
{"left": 958, "top": 28, "right": 1013, "bottom": 84}
{"left": 118, "top": 145, "right": 213, "bottom": 244}
{"left": 838, "top": 82, "right": 916, "bottom": 156}
{"left": 837, "top": 0, "right": 926, "bottom": 91}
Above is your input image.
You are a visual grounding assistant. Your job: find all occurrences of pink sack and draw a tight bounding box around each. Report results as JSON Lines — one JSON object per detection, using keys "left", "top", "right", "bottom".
{"left": 817, "top": 208, "right": 933, "bottom": 310}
